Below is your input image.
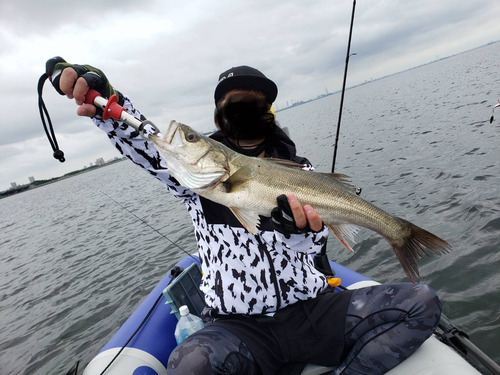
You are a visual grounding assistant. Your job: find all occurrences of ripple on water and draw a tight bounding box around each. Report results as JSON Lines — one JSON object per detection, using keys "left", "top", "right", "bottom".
{"left": 480, "top": 216, "right": 500, "bottom": 233}
{"left": 473, "top": 174, "right": 495, "bottom": 181}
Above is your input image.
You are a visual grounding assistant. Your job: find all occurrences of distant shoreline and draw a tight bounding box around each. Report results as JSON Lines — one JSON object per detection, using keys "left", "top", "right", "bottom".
{"left": 0, "top": 158, "right": 126, "bottom": 200}
{"left": 276, "top": 40, "right": 499, "bottom": 113}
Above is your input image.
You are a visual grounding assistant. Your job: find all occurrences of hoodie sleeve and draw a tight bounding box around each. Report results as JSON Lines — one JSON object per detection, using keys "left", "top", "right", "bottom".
{"left": 265, "top": 225, "right": 330, "bottom": 255}
{"left": 90, "top": 95, "right": 195, "bottom": 201}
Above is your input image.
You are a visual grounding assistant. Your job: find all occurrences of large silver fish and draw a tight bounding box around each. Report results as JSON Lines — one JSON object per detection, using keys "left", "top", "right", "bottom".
{"left": 150, "top": 121, "right": 451, "bottom": 281}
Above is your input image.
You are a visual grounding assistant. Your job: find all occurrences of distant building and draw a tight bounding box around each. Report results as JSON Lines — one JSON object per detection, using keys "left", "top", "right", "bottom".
{"left": 95, "top": 158, "right": 105, "bottom": 166}
{"left": 11, "top": 182, "right": 17, "bottom": 189}
{"left": 28, "top": 176, "right": 35, "bottom": 183}
{"left": 90, "top": 163, "right": 94, "bottom": 167}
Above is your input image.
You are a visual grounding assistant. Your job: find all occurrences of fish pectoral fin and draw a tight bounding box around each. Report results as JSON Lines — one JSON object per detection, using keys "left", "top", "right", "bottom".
{"left": 326, "top": 223, "right": 359, "bottom": 252}
{"left": 230, "top": 207, "right": 260, "bottom": 234}
{"left": 223, "top": 166, "right": 254, "bottom": 193}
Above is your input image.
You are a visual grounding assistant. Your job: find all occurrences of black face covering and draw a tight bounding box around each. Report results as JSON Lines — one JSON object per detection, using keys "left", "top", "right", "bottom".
{"left": 221, "top": 136, "right": 269, "bottom": 157}
{"left": 216, "top": 93, "right": 275, "bottom": 149}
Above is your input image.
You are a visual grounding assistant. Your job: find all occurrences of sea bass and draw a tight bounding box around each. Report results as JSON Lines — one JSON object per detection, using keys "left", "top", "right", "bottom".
{"left": 150, "top": 121, "right": 451, "bottom": 281}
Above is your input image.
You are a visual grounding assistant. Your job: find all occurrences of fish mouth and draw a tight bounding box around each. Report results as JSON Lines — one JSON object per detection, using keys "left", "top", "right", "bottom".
{"left": 154, "top": 121, "right": 182, "bottom": 150}
{"left": 166, "top": 121, "right": 180, "bottom": 145}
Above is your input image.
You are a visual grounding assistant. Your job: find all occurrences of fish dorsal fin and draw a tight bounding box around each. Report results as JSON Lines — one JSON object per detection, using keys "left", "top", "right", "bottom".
{"left": 325, "top": 223, "right": 359, "bottom": 252}
{"left": 318, "top": 173, "right": 357, "bottom": 192}
{"left": 264, "top": 158, "right": 304, "bottom": 169}
{"left": 230, "top": 207, "right": 260, "bottom": 234}
{"left": 319, "top": 172, "right": 350, "bottom": 183}
{"left": 223, "top": 165, "right": 255, "bottom": 193}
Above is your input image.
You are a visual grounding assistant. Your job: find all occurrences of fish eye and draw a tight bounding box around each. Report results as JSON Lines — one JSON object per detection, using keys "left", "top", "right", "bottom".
{"left": 186, "top": 133, "right": 197, "bottom": 142}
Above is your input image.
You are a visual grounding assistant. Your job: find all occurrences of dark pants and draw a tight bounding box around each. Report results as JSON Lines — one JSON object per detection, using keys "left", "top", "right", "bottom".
{"left": 167, "top": 283, "right": 441, "bottom": 375}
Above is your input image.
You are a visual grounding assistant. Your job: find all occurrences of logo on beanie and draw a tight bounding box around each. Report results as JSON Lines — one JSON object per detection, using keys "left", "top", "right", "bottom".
{"left": 218, "top": 72, "right": 234, "bottom": 84}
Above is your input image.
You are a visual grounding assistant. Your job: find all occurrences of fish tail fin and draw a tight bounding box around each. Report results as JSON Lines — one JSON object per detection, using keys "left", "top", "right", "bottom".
{"left": 390, "top": 218, "right": 452, "bottom": 283}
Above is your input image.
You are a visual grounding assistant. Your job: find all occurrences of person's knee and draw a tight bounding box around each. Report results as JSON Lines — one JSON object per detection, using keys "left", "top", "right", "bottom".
{"left": 223, "top": 350, "right": 261, "bottom": 374}
{"left": 410, "top": 283, "right": 442, "bottom": 330}
{"left": 415, "top": 284, "right": 440, "bottom": 310}
{"left": 168, "top": 339, "right": 213, "bottom": 375}
{"left": 167, "top": 328, "right": 261, "bottom": 375}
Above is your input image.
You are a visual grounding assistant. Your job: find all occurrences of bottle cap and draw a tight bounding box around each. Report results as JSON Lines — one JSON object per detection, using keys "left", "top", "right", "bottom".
{"left": 179, "top": 305, "right": 189, "bottom": 316}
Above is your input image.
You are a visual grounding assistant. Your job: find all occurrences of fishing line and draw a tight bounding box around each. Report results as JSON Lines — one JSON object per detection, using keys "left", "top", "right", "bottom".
{"left": 93, "top": 188, "right": 197, "bottom": 374}
{"left": 96, "top": 187, "right": 198, "bottom": 263}
{"left": 99, "top": 293, "right": 163, "bottom": 375}
{"left": 97, "top": 264, "right": 185, "bottom": 375}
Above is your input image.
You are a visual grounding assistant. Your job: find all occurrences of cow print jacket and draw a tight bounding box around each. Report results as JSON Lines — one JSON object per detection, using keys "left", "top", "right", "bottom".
{"left": 92, "top": 95, "right": 330, "bottom": 315}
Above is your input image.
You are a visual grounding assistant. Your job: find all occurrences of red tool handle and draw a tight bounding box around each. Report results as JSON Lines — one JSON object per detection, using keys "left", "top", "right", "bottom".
{"left": 84, "top": 89, "right": 101, "bottom": 106}
{"left": 84, "top": 89, "right": 125, "bottom": 120}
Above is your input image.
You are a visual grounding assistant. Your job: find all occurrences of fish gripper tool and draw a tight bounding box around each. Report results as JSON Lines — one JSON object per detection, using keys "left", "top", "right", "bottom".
{"left": 85, "top": 89, "right": 162, "bottom": 139}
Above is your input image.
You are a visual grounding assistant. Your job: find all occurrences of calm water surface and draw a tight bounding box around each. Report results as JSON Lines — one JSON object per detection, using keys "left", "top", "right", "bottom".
{"left": 1, "top": 43, "right": 499, "bottom": 374}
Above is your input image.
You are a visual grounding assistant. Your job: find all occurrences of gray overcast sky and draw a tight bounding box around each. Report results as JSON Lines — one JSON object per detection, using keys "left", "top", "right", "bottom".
{"left": 1, "top": 0, "right": 499, "bottom": 191}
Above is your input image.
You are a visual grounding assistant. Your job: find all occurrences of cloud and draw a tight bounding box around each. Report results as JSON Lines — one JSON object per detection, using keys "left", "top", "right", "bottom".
{"left": 1, "top": 0, "right": 500, "bottom": 190}
{"left": 0, "top": 0, "right": 160, "bottom": 37}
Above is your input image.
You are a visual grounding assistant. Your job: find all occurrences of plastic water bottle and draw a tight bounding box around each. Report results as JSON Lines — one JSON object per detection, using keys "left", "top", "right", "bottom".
{"left": 174, "top": 305, "right": 204, "bottom": 344}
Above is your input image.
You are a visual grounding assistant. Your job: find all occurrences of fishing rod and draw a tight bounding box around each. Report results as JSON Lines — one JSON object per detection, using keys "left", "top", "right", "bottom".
{"left": 331, "top": 0, "right": 356, "bottom": 173}
{"left": 436, "top": 315, "right": 500, "bottom": 375}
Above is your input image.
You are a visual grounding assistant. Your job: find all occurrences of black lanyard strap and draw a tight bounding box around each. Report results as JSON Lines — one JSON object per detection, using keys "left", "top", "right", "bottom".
{"left": 37, "top": 72, "right": 65, "bottom": 162}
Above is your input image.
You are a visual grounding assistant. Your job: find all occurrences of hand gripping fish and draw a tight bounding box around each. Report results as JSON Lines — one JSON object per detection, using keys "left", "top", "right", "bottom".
{"left": 150, "top": 121, "right": 451, "bottom": 282}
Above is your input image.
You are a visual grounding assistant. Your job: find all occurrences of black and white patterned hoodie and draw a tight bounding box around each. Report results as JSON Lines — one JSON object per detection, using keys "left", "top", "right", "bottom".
{"left": 93, "top": 96, "right": 330, "bottom": 315}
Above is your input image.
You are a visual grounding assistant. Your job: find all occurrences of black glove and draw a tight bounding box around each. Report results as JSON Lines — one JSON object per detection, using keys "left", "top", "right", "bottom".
{"left": 45, "top": 56, "right": 120, "bottom": 101}
{"left": 271, "top": 194, "right": 313, "bottom": 235}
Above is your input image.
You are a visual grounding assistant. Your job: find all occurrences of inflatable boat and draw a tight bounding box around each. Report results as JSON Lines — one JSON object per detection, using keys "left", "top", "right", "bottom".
{"left": 75, "top": 254, "right": 499, "bottom": 375}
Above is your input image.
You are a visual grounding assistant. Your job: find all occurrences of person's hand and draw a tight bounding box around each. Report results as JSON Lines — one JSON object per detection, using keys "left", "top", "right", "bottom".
{"left": 271, "top": 194, "right": 323, "bottom": 235}
{"left": 45, "top": 56, "right": 120, "bottom": 117}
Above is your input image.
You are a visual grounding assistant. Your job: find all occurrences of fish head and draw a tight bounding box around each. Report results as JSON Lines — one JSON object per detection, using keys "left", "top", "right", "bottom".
{"left": 150, "top": 121, "right": 230, "bottom": 190}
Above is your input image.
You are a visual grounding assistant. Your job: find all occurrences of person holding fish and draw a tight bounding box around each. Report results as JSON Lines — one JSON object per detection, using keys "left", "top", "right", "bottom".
{"left": 47, "top": 57, "right": 448, "bottom": 375}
